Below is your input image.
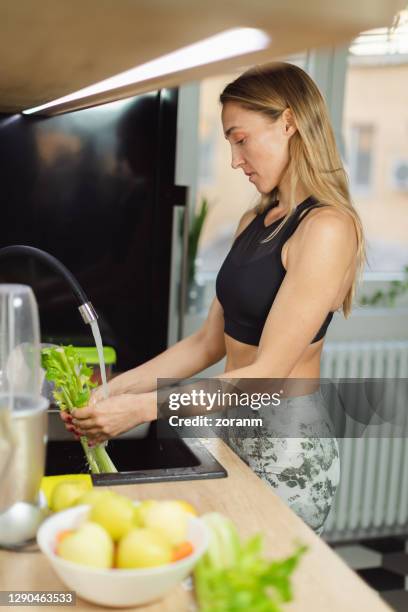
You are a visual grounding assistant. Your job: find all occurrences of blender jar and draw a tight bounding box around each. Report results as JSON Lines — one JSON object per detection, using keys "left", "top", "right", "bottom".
{"left": 0, "top": 284, "right": 48, "bottom": 514}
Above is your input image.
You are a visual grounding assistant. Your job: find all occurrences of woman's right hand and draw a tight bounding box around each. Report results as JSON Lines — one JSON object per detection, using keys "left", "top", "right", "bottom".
{"left": 59, "top": 379, "right": 121, "bottom": 436}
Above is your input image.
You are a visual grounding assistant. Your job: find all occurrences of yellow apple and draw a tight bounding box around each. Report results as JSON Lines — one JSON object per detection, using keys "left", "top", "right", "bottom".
{"left": 89, "top": 494, "right": 140, "bottom": 541}
{"left": 57, "top": 521, "right": 113, "bottom": 568}
{"left": 116, "top": 527, "right": 172, "bottom": 569}
{"left": 172, "top": 500, "right": 197, "bottom": 516}
{"left": 76, "top": 489, "right": 115, "bottom": 508}
{"left": 50, "top": 481, "right": 90, "bottom": 513}
{"left": 143, "top": 501, "right": 189, "bottom": 545}
{"left": 133, "top": 499, "right": 158, "bottom": 526}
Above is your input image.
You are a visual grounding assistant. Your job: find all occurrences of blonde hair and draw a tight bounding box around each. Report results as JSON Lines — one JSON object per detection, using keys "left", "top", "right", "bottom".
{"left": 220, "top": 62, "right": 365, "bottom": 317}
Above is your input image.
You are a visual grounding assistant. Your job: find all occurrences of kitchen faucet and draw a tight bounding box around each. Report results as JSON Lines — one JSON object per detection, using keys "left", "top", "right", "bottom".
{"left": 0, "top": 244, "right": 98, "bottom": 325}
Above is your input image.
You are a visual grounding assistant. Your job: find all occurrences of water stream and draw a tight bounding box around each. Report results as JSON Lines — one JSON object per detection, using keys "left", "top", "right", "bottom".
{"left": 90, "top": 320, "right": 108, "bottom": 400}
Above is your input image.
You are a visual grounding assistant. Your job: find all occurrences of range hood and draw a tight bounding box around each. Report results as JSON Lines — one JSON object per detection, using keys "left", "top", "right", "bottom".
{"left": 0, "top": 0, "right": 403, "bottom": 115}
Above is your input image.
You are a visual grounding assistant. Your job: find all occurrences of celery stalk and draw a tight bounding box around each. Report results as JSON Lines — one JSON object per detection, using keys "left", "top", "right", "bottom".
{"left": 41, "top": 345, "right": 117, "bottom": 474}
{"left": 80, "top": 437, "right": 100, "bottom": 474}
{"left": 93, "top": 444, "right": 117, "bottom": 473}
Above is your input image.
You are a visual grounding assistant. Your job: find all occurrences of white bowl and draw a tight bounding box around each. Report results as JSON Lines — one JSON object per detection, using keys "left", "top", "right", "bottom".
{"left": 37, "top": 504, "right": 208, "bottom": 608}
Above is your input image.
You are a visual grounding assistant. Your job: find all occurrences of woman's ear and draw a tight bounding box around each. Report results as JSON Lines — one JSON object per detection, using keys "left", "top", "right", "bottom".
{"left": 282, "top": 108, "right": 297, "bottom": 137}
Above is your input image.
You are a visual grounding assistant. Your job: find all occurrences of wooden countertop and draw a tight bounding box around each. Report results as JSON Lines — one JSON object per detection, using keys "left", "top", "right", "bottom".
{"left": 0, "top": 440, "right": 391, "bottom": 611}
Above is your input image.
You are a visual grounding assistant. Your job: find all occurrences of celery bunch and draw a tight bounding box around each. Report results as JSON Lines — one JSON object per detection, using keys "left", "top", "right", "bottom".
{"left": 194, "top": 513, "right": 307, "bottom": 611}
{"left": 41, "top": 345, "right": 117, "bottom": 474}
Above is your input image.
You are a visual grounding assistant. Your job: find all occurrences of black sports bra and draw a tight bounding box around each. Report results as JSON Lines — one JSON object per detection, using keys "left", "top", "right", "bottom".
{"left": 215, "top": 196, "right": 334, "bottom": 345}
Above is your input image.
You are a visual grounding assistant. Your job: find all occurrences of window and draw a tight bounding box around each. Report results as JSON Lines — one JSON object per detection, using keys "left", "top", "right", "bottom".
{"left": 343, "top": 11, "right": 408, "bottom": 274}
{"left": 348, "top": 124, "right": 375, "bottom": 194}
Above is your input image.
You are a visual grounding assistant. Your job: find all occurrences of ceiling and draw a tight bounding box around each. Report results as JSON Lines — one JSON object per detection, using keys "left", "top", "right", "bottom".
{"left": 0, "top": 0, "right": 403, "bottom": 115}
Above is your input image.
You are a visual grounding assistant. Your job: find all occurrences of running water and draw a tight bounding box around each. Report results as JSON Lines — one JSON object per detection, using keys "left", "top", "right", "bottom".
{"left": 71, "top": 321, "right": 116, "bottom": 471}
{"left": 90, "top": 320, "right": 108, "bottom": 399}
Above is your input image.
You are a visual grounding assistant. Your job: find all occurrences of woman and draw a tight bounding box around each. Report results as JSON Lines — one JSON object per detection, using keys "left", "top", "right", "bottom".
{"left": 65, "top": 62, "right": 364, "bottom": 534}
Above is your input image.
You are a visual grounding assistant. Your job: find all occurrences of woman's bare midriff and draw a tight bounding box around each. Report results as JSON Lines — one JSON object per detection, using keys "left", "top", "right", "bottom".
{"left": 223, "top": 334, "right": 324, "bottom": 398}
{"left": 224, "top": 333, "right": 323, "bottom": 377}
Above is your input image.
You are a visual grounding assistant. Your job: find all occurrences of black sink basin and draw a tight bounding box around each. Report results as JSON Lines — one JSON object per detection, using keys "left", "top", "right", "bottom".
{"left": 45, "top": 414, "right": 227, "bottom": 485}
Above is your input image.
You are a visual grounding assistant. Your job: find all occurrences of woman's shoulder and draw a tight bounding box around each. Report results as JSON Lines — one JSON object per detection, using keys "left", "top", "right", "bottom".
{"left": 302, "top": 203, "right": 356, "bottom": 236}
{"left": 295, "top": 203, "right": 358, "bottom": 257}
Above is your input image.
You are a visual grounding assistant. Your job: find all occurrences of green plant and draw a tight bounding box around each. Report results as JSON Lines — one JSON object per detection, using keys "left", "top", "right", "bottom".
{"left": 359, "top": 265, "right": 408, "bottom": 307}
{"left": 188, "top": 197, "right": 209, "bottom": 285}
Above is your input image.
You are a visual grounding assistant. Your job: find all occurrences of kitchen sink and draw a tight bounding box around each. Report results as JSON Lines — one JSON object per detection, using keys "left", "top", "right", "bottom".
{"left": 45, "top": 409, "right": 227, "bottom": 485}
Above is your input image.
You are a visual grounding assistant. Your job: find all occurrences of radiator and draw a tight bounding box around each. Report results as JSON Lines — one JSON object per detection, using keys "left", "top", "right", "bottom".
{"left": 321, "top": 341, "right": 408, "bottom": 542}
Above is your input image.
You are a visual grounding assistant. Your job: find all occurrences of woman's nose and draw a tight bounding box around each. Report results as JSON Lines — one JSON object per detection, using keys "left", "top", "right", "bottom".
{"left": 231, "top": 150, "right": 245, "bottom": 170}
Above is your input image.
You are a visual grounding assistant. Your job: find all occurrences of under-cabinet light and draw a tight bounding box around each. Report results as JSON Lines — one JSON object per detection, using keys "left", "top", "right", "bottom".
{"left": 22, "top": 27, "right": 270, "bottom": 115}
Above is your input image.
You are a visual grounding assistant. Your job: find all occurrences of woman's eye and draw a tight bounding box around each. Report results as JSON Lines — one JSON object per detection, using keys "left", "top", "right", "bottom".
{"left": 236, "top": 139, "right": 246, "bottom": 145}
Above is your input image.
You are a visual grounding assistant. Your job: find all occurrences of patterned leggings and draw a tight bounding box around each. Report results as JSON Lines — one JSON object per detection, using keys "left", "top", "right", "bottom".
{"left": 225, "top": 389, "right": 340, "bottom": 535}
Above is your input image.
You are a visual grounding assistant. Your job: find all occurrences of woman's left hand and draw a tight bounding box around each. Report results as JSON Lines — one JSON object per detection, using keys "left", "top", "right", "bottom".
{"left": 71, "top": 392, "right": 157, "bottom": 446}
